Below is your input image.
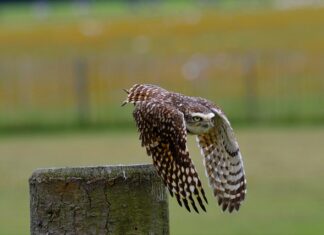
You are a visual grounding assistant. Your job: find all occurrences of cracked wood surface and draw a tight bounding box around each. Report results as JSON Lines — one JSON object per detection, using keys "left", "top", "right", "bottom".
{"left": 29, "top": 164, "right": 169, "bottom": 235}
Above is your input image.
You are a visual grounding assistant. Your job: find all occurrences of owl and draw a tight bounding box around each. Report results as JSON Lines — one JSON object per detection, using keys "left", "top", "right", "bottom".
{"left": 122, "top": 84, "right": 246, "bottom": 213}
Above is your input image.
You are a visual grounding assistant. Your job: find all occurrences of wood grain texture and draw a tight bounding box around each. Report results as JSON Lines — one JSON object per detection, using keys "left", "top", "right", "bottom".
{"left": 29, "top": 164, "right": 169, "bottom": 235}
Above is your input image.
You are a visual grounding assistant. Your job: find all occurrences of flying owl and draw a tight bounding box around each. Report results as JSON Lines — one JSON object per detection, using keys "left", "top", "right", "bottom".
{"left": 122, "top": 84, "right": 246, "bottom": 213}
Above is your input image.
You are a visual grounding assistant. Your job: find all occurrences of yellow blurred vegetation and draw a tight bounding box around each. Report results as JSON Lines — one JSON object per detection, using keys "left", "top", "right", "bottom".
{"left": 0, "top": 5, "right": 323, "bottom": 128}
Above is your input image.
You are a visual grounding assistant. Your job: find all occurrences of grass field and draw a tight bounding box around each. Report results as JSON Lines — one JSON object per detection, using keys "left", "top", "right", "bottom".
{"left": 0, "top": 127, "right": 323, "bottom": 234}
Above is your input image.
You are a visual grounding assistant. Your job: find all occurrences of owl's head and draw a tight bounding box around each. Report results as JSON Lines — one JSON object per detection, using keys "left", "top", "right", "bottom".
{"left": 185, "top": 112, "right": 215, "bottom": 134}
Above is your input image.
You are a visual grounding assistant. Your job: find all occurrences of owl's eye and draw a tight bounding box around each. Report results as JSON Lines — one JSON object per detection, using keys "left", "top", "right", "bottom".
{"left": 192, "top": 116, "right": 203, "bottom": 122}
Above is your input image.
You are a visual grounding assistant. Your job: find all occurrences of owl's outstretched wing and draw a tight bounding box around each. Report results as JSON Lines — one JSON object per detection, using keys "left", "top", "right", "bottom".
{"left": 133, "top": 101, "right": 208, "bottom": 213}
{"left": 197, "top": 106, "right": 247, "bottom": 212}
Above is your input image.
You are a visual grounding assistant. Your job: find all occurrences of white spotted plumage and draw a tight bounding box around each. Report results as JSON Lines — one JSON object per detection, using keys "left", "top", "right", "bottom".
{"left": 123, "top": 84, "right": 247, "bottom": 213}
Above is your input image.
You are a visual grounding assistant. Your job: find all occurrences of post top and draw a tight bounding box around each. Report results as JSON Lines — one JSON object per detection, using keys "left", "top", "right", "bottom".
{"left": 29, "top": 164, "right": 157, "bottom": 183}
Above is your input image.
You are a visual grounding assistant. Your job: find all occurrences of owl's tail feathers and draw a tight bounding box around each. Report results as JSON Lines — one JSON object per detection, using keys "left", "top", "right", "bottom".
{"left": 122, "top": 88, "right": 130, "bottom": 94}
{"left": 121, "top": 89, "right": 130, "bottom": 106}
{"left": 122, "top": 84, "right": 166, "bottom": 106}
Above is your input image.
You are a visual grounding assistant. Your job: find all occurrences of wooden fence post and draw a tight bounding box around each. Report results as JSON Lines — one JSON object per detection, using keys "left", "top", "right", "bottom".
{"left": 75, "top": 58, "right": 90, "bottom": 126}
{"left": 243, "top": 53, "right": 258, "bottom": 123}
{"left": 29, "top": 164, "right": 169, "bottom": 235}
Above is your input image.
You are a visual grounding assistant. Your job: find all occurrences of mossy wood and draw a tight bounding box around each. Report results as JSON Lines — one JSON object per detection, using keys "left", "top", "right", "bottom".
{"left": 29, "top": 164, "right": 169, "bottom": 235}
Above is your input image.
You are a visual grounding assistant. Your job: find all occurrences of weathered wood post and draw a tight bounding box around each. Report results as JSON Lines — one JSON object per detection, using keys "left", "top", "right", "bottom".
{"left": 29, "top": 164, "right": 169, "bottom": 235}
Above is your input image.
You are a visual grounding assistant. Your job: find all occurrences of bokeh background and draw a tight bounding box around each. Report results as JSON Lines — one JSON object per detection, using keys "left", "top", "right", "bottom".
{"left": 0, "top": 1, "right": 324, "bottom": 234}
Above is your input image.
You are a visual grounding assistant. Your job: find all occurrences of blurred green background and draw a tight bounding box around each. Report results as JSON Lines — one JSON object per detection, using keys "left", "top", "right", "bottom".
{"left": 0, "top": 1, "right": 323, "bottom": 234}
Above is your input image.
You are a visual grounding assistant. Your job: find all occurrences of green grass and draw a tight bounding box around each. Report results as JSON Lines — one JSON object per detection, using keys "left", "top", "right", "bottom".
{"left": 0, "top": 1, "right": 275, "bottom": 24}
{"left": 0, "top": 128, "right": 324, "bottom": 234}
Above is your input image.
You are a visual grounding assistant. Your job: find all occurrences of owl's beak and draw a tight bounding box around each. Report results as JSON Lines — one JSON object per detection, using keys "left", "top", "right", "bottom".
{"left": 209, "top": 120, "right": 214, "bottom": 128}
{"left": 210, "top": 121, "right": 214, "bottom": 127}
{"left": 202, "top": 120, "right": 214, "bottom": 129}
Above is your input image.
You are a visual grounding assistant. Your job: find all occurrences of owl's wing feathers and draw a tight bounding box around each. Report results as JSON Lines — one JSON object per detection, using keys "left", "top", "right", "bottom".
{"left": 134, "top": 101, "right": 208, "bottom": 213}
{"left": 122, "top": 84, "right": 168, "bottom": 106}
{"left": 197, "top": 105, "right": 247, "bottom": 212}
